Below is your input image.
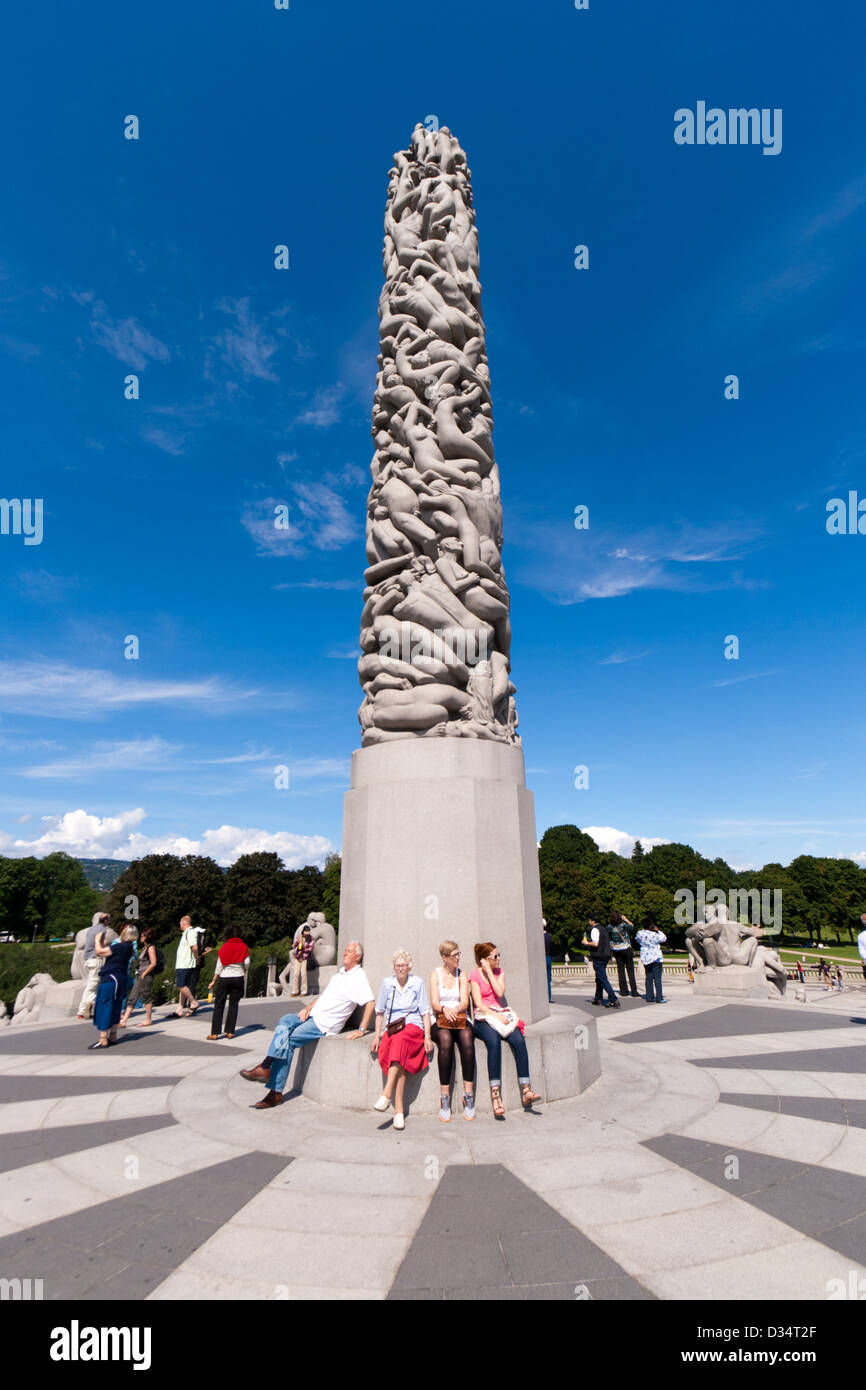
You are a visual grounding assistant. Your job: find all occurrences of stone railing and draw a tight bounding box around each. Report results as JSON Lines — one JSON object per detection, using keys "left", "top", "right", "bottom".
{"left": 552, "top": 963, "right": 863, "bottom": 984}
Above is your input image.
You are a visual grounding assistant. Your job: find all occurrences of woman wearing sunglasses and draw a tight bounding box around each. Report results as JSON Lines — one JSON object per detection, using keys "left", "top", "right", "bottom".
{"left": 469, "top": 941, "right": 541, "bottom": 1119}
{"left": 429, "top": 940, "right": 476, "bottom": 1121}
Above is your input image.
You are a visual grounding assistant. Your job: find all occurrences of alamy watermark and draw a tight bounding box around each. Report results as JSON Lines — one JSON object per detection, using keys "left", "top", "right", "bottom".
{"left": 0, "top": 1276, "right": 43, "bottom": 1300}
{"left": 674, "top": 103, "right": 782, "bottom": 156}
{"left": 674, "top": 880, "right": 781, "bottom": 932}
{"left": 378, "top": 621, "right": 489, "bottom": 667}
{"left": 0, "top": 498, "right": 43, "bottom": 545}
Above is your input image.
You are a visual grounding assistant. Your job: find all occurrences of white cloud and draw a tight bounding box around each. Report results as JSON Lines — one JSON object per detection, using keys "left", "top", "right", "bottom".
{"left": 72, "top": 291, "right": 171, "bottom": 371}
{"left": 712, "top": 670, "right": 781, "bottom": 688}
{"left": 515, "top": 519, "right": 764, "bottom": 605}
{"left": 5, "top": 807, "right": 335, "bottom": 869}
{"left": 599, "top": 650, "right": 652, "bottom": 666}
{"left": 212, "top": 297, "right": 279, "bottom": 382}
{"left": 141, "top": 425, "right": 187, "bottom": 456}
{"left": 583, "top": 825, "right": 670, "bottom": 857}
{"left": 0, "top": 661, "right": 260, "bottom": 719}
{"left": 242, "top": 477, "right": 358, "bottom": 556}
{"left": 294, "top": 384, "right": 345, "bottom": 428}
{"left": 12, "top": 808, "right": 147, "bottom": 857}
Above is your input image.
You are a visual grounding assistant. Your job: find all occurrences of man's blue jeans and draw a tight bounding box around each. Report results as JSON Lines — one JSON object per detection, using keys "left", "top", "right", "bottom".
{"left": 545, "top": 954, "right": 552, "bottom": 1003}
{"left": 645, "top": 960, "right": 663, "bottom": 1002}
{"left": 267, "top": 1012, "right": 324, "bottom": 1092}
{"left": 592, "top": 959, "right": 618, "bottom": 1003}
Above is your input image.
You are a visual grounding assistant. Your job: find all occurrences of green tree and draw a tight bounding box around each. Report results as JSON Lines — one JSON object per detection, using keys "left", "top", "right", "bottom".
{"left": 322, "top": 852, "right": 341, "bottom": 929}
{"left": 224, "top": 852, "right": 291, "bottom": 946}
{"left": 103, "top": 854, "right": 225, "bottom": 947}
{"left": 285, "top": 865, "right": 325, "bottom": 938}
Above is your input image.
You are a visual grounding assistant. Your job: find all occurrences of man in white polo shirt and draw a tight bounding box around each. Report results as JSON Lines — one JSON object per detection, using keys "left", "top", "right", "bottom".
{"left": 241, "top": 940, "right": 375, "bottom": 1109}
{"left": 858, "top": 913, "right": 866, "bottom": 982}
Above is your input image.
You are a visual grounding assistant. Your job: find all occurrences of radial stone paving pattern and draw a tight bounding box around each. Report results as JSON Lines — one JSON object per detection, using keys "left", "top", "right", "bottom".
{"left": 2, "top": 989, "right": 866, "bottom": 1299}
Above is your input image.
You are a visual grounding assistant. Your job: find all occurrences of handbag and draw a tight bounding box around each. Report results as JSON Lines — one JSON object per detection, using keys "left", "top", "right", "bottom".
{"left": 435, "top": 966, "right": 466, "bottom": 1029}
{"left": 435, "top": 1010, "right": 467, "bottom": 1030}
{"left": 481, "top": 1007, "right": 518, "bottom": 1039}
{"left": 385, "top": 984, "right": 406, "bottom": 1037}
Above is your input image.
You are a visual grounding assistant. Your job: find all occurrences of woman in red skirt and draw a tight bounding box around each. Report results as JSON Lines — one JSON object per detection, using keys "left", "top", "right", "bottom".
{"left": 370, "top": 950, "right": 433, "bottom": 1130}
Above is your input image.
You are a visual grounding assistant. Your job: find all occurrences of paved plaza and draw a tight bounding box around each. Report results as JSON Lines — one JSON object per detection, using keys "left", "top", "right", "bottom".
{"left": 2, "top": 981, "right": 866, "bottom": 1300}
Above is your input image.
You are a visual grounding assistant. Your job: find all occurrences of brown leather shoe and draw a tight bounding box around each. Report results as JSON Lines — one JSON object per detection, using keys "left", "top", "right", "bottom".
{"left": 240, "top": 1065, "right": 270, "bottom": 1083}
{"left": 254, "top": 1090, "right": 283, "bottom": 1109}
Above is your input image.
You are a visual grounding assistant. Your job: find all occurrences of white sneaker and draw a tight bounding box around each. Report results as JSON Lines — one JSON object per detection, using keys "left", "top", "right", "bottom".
{"left": 439, "top": 1098, "right": 452, "bottom": 1123}
{"left": 373, "top": 1095, "right": 390, "bottom": 1112}
{"left": 393, "top": 1113, "right": 405, "bottom": 1130}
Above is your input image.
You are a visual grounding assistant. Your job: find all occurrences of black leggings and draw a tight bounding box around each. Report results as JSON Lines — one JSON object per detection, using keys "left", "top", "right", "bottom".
{"left": 431, "top": 1024, "right": 475, "bottom": 1085}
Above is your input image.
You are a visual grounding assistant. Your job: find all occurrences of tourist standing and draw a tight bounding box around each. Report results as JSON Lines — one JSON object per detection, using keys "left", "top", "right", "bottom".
{"left": 582, "top": 916, "right": 619, "bottom": 1008}
{"left": 289, "top": 924, "right": 315, "bottom": 997}
{"left": 609, "top": 911, "right": 639, "bottom": 998}
{"left": 371, "top": 951, "right": 432, "bottom": 1130}
{"left": 174, "top": 915, "right": 200, "bottom": 1017}
{"left": 119, "top": 928, "right": 158, "bottom": 1030}
{"left": 542, "top": 919, "right": 553, "bottom": 1003}
{"left": 77, "top": 912, "right": 115, "bottom": 1019}
{"left": 240, "top": 941, "right": 375, "bottom": 1109}
{"left": 191, "top": 923, "right": 210, "bottom": 994}
{"left": 636, "top": 919, "right": 667, "bottom": 1003}
{"left": 858, "top": 915, "right": 866, "bottom": 982}
{"left": 429, "top": 940, "right": 475, "bottom": 1121}
{"left": 89, "top": 926, "right": 136, "bottom": 1048}
{"left": 207, "top": 927, "right": 250, "bottom": 1039}
{"left": 469, "top": 942, "right": 541, "bottom": 1118}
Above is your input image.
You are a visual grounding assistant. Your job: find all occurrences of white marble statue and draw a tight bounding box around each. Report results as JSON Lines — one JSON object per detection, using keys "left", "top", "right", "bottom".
{"left": 273, "top": 912, "right": 338, "bottom": 996}
{"left": 358, "top": 125, "right": 519, "bottom": 745}
{"left": 10, "top": 973, "right": 56, "bottom": 1027}
{"left": 70, "top": 928, "right": 88, "bottom": 981}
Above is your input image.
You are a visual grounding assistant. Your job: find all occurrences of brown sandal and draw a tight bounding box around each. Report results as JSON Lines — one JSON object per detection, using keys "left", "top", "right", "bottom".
{"left": 521, "top": 1084, "right": 541, "bottom": 1109}
{"left": 491, "top": 1085, "right": 505, "bottom": 1119}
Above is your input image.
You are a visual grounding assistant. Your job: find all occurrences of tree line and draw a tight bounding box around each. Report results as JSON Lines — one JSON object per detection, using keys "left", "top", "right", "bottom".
{"left": 539, "top": 826, "right": 866, "bottom": 956}
{"left": 0, "top": 832, "right": 862, "bottom": 956}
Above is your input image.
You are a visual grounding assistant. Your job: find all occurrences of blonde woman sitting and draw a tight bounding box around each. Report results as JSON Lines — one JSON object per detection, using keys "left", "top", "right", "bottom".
{"left": 429, "top": 940, "right": 476, "bottom": 1121}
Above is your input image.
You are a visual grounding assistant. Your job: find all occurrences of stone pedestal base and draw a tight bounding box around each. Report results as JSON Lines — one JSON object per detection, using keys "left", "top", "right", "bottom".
{"left": 339, "top": 739, "right": 548, "bottom": 1025}
{"left": 693, "top": 964, "right": 767, "bottom": 1000}
{"left": 291, "top": 1006, "right": 600, "bottom": 1114}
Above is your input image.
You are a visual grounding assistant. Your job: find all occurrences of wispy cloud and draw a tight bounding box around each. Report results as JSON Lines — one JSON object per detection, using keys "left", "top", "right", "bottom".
{"left": 242, "top": 468, "right": 361, "bottom": 557}
{"left": 599, "top": 650, "right": 652, "bottom": 666}
{"left": 210, "top": 297, "right": 279, "bottom": 383}
{"left": 141, "top": 425, "right": 187, "bottom": 456}
{"left": 16, "top": 570, "right": 78, "bottom": 605}
{"left": 514, "top": 518, "right": 763, "bottom": 604}
{"left": 711, "top": 669, "right": 781, "bottom": 688}
{"left": 0, "top": 660, "right": 262, "bottom": 719}
{"left": 20, "top": 737, "right": 180, "bottom": 779}
{"left": 294, "top": 383, "right": 345, "bottom": 428}
{"left": 72, "top": 291, "right": 171, "bottom": 370}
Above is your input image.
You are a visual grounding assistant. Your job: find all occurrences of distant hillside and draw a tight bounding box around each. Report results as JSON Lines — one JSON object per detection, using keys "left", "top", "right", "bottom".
{"left": 78, "top": 858, "right": 130, "bottom": 893}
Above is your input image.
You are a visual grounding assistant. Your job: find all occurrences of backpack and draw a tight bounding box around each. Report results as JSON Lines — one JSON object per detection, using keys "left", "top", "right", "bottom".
{"left": 153, "top": 943, "right": 166, "bottom": 974}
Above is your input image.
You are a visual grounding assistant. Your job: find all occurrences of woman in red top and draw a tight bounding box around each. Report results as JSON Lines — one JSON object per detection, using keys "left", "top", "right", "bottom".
{"left": 207, "top": 926, "right": 250, "bottom": 1040}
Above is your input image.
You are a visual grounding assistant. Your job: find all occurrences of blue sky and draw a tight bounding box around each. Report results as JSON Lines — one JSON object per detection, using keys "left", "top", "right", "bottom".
{"left": 1, "top": 0, "right": 864, "bottom": 873}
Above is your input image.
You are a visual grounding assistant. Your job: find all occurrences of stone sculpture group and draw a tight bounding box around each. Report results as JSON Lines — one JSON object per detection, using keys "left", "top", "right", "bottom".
{"left": 686, "top": 904, "right": 787, "bottom": 997}
{"left": 358, "top": 123, "right": 518, "bottom": 746}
